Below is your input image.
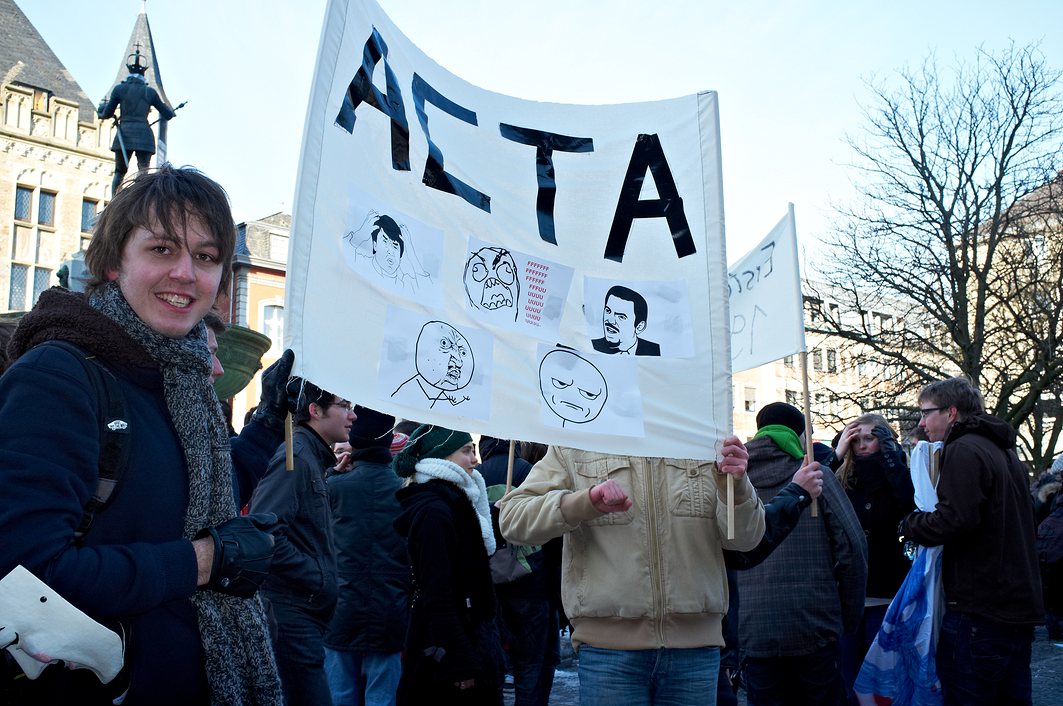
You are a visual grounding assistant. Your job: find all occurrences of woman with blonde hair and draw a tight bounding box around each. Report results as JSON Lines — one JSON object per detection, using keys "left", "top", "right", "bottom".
{"left": 832, "top": 413, "right": 915, "bottom": 701}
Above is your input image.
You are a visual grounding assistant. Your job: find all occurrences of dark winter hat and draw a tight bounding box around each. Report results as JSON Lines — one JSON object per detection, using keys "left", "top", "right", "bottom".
{"left": 393, "top": 424, "right": 473, "bottom": 478}
{"left": 756, "top": 402, "right": 808, "bottom": 436}
{"left": 348, "top": 405, "right": 395, "bottom": 449}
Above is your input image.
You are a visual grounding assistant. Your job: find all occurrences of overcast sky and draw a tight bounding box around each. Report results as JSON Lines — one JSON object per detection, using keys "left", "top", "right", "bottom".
{"left": 17, "top": 0, "right": 1063, "bottom": 262}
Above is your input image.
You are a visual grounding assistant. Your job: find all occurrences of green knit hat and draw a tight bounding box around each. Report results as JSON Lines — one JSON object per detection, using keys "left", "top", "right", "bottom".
{"left": 393, "top": 424, "right": 473, "bottom": 478}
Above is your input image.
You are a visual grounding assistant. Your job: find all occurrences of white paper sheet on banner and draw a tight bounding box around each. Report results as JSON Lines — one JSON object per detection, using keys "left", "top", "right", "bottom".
{"left": 582, "top": 277, "right": 695, "bottom": 359}
{"left": 463, "top": 236, "right": 574, "bottom": 337}
{"left": 728, "top": 205, "right": 806, "bottom": 372}
{"left": 286, "top": 0, "right": 731, "bottom": 459}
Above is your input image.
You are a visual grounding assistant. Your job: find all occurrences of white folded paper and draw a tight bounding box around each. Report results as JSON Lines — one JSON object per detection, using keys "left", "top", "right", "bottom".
{"left": 0, "top": 565, "right": 124, "bottom": 683}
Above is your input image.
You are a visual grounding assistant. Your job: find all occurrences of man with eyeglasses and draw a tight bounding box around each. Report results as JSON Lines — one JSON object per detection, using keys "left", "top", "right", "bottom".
{"left": 900, "top": 377, "right": 1043, "bottom": 706}
{"left": 250, "top": 378, "right": 357, "bottom": 706}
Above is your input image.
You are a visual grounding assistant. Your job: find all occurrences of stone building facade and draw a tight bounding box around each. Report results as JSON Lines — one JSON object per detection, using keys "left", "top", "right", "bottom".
{"left": 1, "top": 0, "right": 113, "bottom": 313}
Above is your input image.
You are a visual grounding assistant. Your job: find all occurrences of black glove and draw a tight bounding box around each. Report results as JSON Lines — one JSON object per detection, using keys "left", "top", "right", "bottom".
{"left": 250, "top": 349, "right": 294, "bottom": 432}
{"left": 196, "top": 513, "right": 278, "bottom": 597}
{"left": 871, "top": 424, "right": 900, "bottom": 457}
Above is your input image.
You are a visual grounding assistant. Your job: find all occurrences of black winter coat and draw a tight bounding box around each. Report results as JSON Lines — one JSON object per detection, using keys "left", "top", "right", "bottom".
{"left": 324, "top": 457, "right": 409, "bottom": 652}
{"left": 842, "top": 449, "right": 915, "bottom": 598}
{"left": 905, "top": 413, "right": 1044, "bottom": 625}
{"left": 250, "top": 425, "right": 338, "bottom": 607}
{"left": 394, "top": 479, "right": 502, "bottom": 705}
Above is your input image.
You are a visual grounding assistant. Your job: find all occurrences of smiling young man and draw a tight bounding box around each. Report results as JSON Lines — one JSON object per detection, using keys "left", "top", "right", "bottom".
{"left": 250, "top": 379, "right": 355, "bottom": 706}
{"left": 0, "top": 165, "right": 282, "bottom": 705}
{"left": 902, "top": 377, "right": 1043, "bottom": 706}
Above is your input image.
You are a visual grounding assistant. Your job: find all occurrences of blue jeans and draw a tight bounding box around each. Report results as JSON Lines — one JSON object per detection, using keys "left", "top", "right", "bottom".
{"left": 324, "top": 648, "right": 402, "bottom": 706}
{"left": 578, "top": 645, "right": 720, "bottom": 706}
{"left": 265, "top": 592, "right": 334, "bottom": 706}
{"left": 937, "top": 611, "right": 1033, "bottom": 706}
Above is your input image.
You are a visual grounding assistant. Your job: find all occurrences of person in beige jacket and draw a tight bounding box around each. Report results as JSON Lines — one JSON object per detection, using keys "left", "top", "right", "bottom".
{"left": 499, "top": 436, "right": 764, "bottom": 706}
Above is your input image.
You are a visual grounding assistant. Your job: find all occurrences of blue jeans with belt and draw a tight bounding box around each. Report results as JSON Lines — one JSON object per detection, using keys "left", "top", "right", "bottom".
{"left": 577, "top": 645, "right": 720, "bottom": 706}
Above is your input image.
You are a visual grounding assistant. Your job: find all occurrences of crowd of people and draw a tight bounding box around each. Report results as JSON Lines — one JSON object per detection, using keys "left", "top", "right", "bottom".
{"left": 0, "top": 165, "right": 1059, "bottom": 706}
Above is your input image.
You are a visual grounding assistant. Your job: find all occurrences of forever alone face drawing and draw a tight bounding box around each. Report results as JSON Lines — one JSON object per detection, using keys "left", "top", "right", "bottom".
{"left": 416, "top": 321, "right": 474, "bottom": 391}
{"left": 539, "top": 349, "right": 608, "bottom": 426}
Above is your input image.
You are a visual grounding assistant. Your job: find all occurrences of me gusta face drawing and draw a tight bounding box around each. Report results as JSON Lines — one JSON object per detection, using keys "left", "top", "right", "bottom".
{"left": 415, "top": 321, "right": 474, "bottom": 391}
{"left": 464, "top": 247, "right": 518, "bottom": 315}
{"left": 539, "top": 349, "right": 608, "bottom": 425}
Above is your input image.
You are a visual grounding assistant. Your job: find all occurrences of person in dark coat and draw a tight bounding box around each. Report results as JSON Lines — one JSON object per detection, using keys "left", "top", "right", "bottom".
{"left": 831, "top": 413, "right": 914, "bottom": 701}
{"left": 478, "top": 436, "right": 558, "bottom": 706}
{"left": 393, "top": 425, "right": 504, "bottom": 706}
{"left": 202, "top": 311, "right": 294, "bottom": 508}
{"left": 324, "top": 406, "right": 410, "bottom": 706}
{"left": 250, "top": 379, "right": 354, "bottom": 706}
{"left": 902, "top": 377, "right": 1044, "bottom": 706}
{"left": 0, "top": 166, "right": 282, "bottom": 705}
{"left": 97, "top": 49, "right": 176, "bottom": 193}
{"left": 738, "top": 402, "right": 867, "bottom": 706}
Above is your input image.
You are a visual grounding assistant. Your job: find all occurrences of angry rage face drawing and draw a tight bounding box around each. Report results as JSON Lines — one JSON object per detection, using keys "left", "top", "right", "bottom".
{"left": 415, "top": 321, "right": 474, "bottom": 392}
{"left": 539, "top": 349, "right": 608, "bottom": 426}
{"left": 464, "top": 247, "right": 519, "bottom": 319}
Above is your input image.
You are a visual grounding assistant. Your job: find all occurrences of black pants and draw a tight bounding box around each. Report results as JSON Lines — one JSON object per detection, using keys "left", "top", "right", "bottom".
{"left": 744, "top": 641, "right": 847, "bottom": 706}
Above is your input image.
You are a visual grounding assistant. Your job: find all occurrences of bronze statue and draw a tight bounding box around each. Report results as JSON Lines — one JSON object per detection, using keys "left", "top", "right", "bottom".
{"left": 96, "top": 47, "right": 176, "bottom": 193}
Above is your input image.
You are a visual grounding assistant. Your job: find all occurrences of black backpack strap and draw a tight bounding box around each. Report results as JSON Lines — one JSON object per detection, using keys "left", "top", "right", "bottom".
{"left": 36, "top": 341, "right": 131, "bottom": 541}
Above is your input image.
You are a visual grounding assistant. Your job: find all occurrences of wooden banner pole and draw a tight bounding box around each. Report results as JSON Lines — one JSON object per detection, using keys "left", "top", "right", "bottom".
{"left": 800, "top": 351, "right": 819, "bottom": 517}
{"left": 505, "top": 439, "right": 516, "bottom": 494}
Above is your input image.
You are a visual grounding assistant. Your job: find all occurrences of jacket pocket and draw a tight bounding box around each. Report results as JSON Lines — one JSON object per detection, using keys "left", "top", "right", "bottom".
{"left": 667, "top": 460, "right": 717, "bottom": 519}
{"left": 574, "top": 456, "right": 635, "bottom": 526}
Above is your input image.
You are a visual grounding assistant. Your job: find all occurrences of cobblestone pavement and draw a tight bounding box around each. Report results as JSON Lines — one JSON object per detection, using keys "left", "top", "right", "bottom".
{"left": 505, "top": 625, "right": 1063, "bottom": 705}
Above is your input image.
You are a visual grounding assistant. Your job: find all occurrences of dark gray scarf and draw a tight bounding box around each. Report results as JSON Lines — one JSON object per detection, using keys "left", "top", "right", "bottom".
{"left": 89, "top": 282, "right": 283, "bottom": 706}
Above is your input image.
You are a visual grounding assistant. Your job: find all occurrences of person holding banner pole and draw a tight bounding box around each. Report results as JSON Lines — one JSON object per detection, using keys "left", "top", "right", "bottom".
{"left": 499, "top": 437, "right": 764, "bottom": 706}
{"left": 737, "top": 402, "right": 867, "bottom": 706}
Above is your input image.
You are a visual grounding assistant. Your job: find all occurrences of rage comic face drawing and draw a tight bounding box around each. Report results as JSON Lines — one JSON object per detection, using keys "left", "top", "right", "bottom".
{"left": 415, "top": 321, "right": 474, "bottom": 392}
{"left": 539, "top": 349, "right": 608, "bottom": 426}
{"left": 370, "top": 215, "right": 404, "bottom": 277}
{"left": 464, "top": 247, "right": 519, "bottom": 319}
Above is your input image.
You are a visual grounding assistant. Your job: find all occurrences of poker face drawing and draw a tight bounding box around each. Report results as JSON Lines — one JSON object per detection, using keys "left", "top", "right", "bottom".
{"left": 464, "top": 247, "right": 519, "bottom": 321}
{"left": 392, "top": 321, "right": 476, "bottom": 408}
{"left": 539, "top": 349, "right": 608, "bottom": 427}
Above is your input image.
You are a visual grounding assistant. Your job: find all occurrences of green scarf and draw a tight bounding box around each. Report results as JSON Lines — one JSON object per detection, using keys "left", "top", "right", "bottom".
{"left": 754, "top": 424, "right": 805, "bottom": 460}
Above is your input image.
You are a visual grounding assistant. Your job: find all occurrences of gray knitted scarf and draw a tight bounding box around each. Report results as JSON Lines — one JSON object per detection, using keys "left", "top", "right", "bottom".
{"left": 89, "top": 282, "right": 282, "bottom": 706}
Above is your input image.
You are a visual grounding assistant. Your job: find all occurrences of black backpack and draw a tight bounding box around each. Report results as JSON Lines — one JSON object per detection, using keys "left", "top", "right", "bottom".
{"left": 10, "top": 341, "right": 132, "bottom": 539}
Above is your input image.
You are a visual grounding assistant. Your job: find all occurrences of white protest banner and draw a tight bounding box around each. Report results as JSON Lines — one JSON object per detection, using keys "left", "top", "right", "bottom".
{"left": 286, "top": 0, "right": 731, "bottom": 459}
{"left": 728, "top": 205, "right": 805, "bottom": 372}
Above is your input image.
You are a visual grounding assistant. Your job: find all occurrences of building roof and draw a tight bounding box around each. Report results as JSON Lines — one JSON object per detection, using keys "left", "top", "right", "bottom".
{"left": 106, "top": 3, "right": 172, "bottom": 108}
{"left": 235, "top": 213, "right": 291, "bottom": 267}
{"left": 0, "top": 0, "right": 96, "bottom": 122}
